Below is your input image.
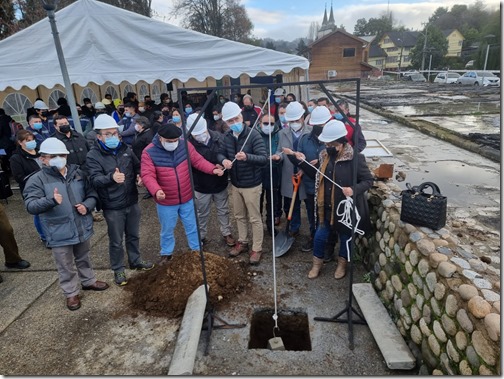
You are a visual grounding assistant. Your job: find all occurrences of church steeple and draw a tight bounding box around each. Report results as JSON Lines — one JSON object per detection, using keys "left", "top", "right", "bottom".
{"left": 328, "top": 1, "right": 335, "bottom": 25}
{"left": 322, "top": 4, "right": 328, "bottom": 26}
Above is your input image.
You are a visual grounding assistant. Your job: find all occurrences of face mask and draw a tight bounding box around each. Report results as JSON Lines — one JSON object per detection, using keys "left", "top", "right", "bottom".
{"left": 138, "top": 107, "right": 145, "bottom": 112}
{"left": 213, "top": 114, "right": 221, "bottom": 121}
{"left": 58, "top": 124, "right": 71, "bottom": 134}
{"left": 125, "top": 112, "right": 132, "bottom": 118}
{"left": 279, "top": 115, "right": 287, "bottom": 124}
{"left": 230, "top": 122, "right": 243, "bottom": 134}
{"left": 33, "top": 122, "right": 43, "bottom": 130}
{"left": 118, "top": 107, "right": 125, "bottom": 113}
{"left": 86, "top": 103, "right": 92, "bottom": 108}
{"left": 104, "top": 135, "right": 120, "bottom": 149}
{"left": 162, "top": 110, "right": 170, "bottom": 116}
{"left": 172, "top": 116, "right": 181, "bottom": 123}
{"left": 335, "top": 113, "right": 344, "bottom": 121}
{"left": 49, "top": 156, "right": 66, "bottom": 170}
{"left": 326, "top": 146, "right": 338, "bottom": 156}
{"left": 275, "top": 97, "right": 281, "bottom": 104}
{"left": 185, "top": 107, "right": 193, "bottom": 114}
{"left": 194, "top": 132, "right": 209, "bottom": 144}
{"left": 308, "top": 106, "right": 314, "bottom": 113}
{"left": 220, "top": 99, "right": 225, "bottom": 104}
{"left": 244, "top": 105, "right": 253, "bottom": 110}
{"left": 289, "top": 122, "right": 303, "bottom": 132}
{"left": 25, "top": 140, "right": 37, "bottom": 150}
{"left": 41, "top": 111, "right": 49, "bottom": 117}
{"left": 312, "top": 125, "right": 323, "bottom": 137}
{"left": 162, "top": 140, "right": 178, "bottom": 151}
{"left": 134, "top": 124, "right": 142, "bottom": 132}
{"left": 262, "top": 124, "right": 273, "bottom": 135}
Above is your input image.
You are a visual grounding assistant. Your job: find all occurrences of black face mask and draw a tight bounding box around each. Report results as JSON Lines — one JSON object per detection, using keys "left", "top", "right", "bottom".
{"left": 41, "top": 111, "right": 49, "bottom": 117}
{"left": 312, "top": 125, "right": 323, "bottom": 137}
{"left": 162, "top": 111, "right": 170, "bottom": 116}
{"left": 59, "top": 124, "right": 71, "bottom": 134}
{"left": 244, "top": 105, "right": 253, "bottom": 110}
{"left": 326, "top": 146, "right": 338, "bottom": 156}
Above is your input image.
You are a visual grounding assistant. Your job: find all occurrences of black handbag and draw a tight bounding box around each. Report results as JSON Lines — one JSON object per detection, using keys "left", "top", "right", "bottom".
{"left": 400, "top": 182, "right": 447, "bottom": 230}
{"left": 0, "top": 170, "right": 13, "bottom": 200}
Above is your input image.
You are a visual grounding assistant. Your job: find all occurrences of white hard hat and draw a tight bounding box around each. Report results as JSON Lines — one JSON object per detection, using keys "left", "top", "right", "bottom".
{"left": 274, "top": 88, "right": 285, "bottom": 96}
{"left": 221, "top": 101, "right": 241, "bottom": 121}
{"left": 318, "top": 120, "right": 347, "bottom": 143}
{"left": 309, "top": 106, "right": 332, "bottom": 125}
{"left": 187, "top": 113, "right": 207, "bottom": 135}
{"left": 39, "top": 137, "right": 70, "bottom": 155}
{"left": 94, "top": 114, "right": 119, "bottom": 130}
{"left": 94, "top": 102, "right": 106, "bottom": 110}
{"left": 284, "top": 101, "right": 305, "bottom": 121}
{"left": 34, "top": 100, "right": 49, "bottom": 110}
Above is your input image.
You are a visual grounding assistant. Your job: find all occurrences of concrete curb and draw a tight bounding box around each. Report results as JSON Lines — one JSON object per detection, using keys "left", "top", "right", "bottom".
{"left": 167, "top": 285, "right": 208, "bottom": 375}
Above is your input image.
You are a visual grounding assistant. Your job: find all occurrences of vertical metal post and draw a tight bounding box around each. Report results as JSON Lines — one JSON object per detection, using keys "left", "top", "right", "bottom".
{"left": 428, "top": 55, "right": 432, "bottom": 82}
{"left": 483, "top": 44, "right": 490, "bottom": 71}
{"left": 421, "top": 24, "right": 428, "bottom": 71}
{"left": 43, "top": 4, "right": 82, "bottom": 133}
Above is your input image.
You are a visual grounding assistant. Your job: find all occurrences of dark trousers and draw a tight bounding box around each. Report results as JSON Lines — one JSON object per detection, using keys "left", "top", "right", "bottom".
{"left": 0, "top": 203, "right": 22, "bottom": 264}
{"left": 260, "top": 188, "right": 282, "bottom": 232}
{"left": 283, "top": 194, "right": 316, "bottom": 236}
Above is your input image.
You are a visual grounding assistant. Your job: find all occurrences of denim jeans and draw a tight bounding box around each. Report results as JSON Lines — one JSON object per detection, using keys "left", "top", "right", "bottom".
{"left": 313, "top": 217, "right": 351, "bottom": 259}
{"left": 156, "top": 199, "right": 200, "bottom": 255}
{"left": 34, "top": 214, "right": 46, "bottom": 240}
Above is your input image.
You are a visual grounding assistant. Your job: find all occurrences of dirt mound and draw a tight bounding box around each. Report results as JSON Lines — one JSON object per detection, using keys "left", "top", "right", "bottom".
{"left": 126, "top": 251, "right": 249, "bottom": 318}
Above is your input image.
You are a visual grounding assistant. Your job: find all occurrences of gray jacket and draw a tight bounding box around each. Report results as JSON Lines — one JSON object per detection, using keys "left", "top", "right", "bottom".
{"left": 24, "top": 164, "right": 98, "bottom": 248}
{"left": 276, "top": 127, "right": 308, "bottom": 200}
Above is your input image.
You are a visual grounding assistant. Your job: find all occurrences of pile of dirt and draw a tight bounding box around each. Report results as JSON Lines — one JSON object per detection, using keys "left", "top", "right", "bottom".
{"left": 126, "top": 251, "right": 250, "bottom": 318}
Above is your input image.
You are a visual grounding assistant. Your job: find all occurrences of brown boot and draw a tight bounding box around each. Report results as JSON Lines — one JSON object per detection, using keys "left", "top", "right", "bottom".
{"left": 228, "top": 242, "right": 248, "bottom": 257}
{"left": 308, "top": 257, "right": 324, "bottom": 279}
{"left": 334, "top": 257, "right": 347, "bottom": 279}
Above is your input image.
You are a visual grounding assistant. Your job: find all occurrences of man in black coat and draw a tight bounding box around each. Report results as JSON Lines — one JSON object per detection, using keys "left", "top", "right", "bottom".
{"left": 131, "top": 116, "right": 154, "bottom": 161}
{"left": 52, "top": 115, "right": 90, "bottom": 166}
{"left": 217, "top": 102, "right": 268, "bottom": 265}
{"left": 186, "top": 114, "right": 235, "bottom": 248}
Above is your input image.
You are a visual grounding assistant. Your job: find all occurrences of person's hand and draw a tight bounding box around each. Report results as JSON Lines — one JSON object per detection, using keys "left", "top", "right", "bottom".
{"left": 113, "top": 168, "right": 125, "bottom": 183}
{"left": 342, "top": 187, "right": 353, "bottom": 197}
{"left": 75, "top": 203, "right": 87, "bottom": 215}
{"left": 282, "top": 147, "right": 294, "bottom": 155}
{"left": 309, "top": 159, "right": 318, "bottom": 165}
{"left": 215, "top": 164, "right": 224, "bottom": 170}
{"left": 294, "top": 152, "right": 306, "bottom": 161}
{"left": 222, "top": 159, "right": 233, "bottom": 170}
{"left": 271, "top": 154, "right": 281, "bottom": 161}
{"left": 213, "top": 168, "right": 224, "bottom": 176}
{"left": 53, "top": 188, "right": 63, "bottom": 204}
{"left": 235, "top": 152, "right": 247, "bottom": 161}
{"left": 156, "top": 190, "right": 166, "bottom": 200}
{"left": 244, "top": 121, "right": 251, "bottom": 126}
{"left": 136, "top": 175, "right": 143, "bottom": 187}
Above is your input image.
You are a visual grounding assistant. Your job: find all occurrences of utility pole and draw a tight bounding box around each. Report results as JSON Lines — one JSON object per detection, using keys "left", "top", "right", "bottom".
{"left": 421, "top": 22, "right": 429, "bottom": 71}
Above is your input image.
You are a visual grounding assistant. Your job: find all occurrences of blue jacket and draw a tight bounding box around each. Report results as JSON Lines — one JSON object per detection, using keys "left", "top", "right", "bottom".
{"left": 256, "top": 124, "right": 281, "bottom": 190}
{"left": 294, "top": 131, "right": 326, "bottom": 195}
{"left": 24, "top": 164, "right": 98, "bottom": 247}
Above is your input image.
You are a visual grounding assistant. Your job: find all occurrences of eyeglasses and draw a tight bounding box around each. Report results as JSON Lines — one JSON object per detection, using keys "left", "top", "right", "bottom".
{"left": 43, "top": 154, "right": 67, "bottom": 158}
{"left": 262, "top": 123, "right": 273, "bottom": 126}
{"left": 101, "top": 132, "right": 119, "bottom": 138}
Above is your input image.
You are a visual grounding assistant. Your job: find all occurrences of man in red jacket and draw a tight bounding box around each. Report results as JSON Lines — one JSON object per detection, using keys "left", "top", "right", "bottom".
{"left": 141, "top": 123, "right": 224, "bottom": 261}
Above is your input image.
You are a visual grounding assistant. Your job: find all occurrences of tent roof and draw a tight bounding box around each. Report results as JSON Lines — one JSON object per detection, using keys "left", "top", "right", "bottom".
{"left": 0, "top": 0, "right": 309, "bottom": 91}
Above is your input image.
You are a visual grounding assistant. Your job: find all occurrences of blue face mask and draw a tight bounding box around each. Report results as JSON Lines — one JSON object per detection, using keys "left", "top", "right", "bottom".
{"left": 275, "top": 97, "right": 281, "bottom": 104}
{"left": 172, "top": 116, "right": 181, "bottom": 123}
{"left": 25, "top": 140, "right": 37, "bottom": 150}
{"left": 33, "top": 122, "right": 43, "bottom": 130}
{"left": 125, "top": 112, "right": 132, "bottom": 118}
{"left": 308, "top": 106, "right": 314, "bottom": 113}
{"left": 230, "top": 122, "right": 243, "bottom": 134}
{"left": 185, "top": 107, "right": 193, "bottom": 115}
{"left": 279, "top": 115, "right": 287, "bottom": 124}
{"left": 104, "top": 135, "right": 120, "bottom": 149}
{"left": 335, "top": 113, "right": 344, "bottom": 121}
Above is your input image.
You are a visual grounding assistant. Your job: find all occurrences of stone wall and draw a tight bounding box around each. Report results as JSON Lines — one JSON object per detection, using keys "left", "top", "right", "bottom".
{"left": 355, "top": 181, "right": 501, "bottom": 375}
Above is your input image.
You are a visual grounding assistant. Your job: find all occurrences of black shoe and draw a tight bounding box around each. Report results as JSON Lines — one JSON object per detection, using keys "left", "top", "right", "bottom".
{"left": 301, "top": 239, "right": 313, "bottom": 252}
{"left": 114, "top": 271, "right": 128, "bottom": 286}
{"left": 129, "top": 260, "right": 154, "bottom": 271}
{"left": 5, "top": 260, "right": 31, "bottom": 269}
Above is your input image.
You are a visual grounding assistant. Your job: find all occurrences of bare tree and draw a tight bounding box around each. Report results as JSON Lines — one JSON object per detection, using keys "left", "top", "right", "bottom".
{"left": 306, "top": 21, "right": 319, "bottom": 42}
{"left": 174, "top": 0, "right": 253, "bottom": 43}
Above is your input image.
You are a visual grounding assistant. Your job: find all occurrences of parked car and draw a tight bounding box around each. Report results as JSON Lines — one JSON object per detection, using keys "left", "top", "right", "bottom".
{"left": 465, "top": 60, "right": 475, "bottom": 69}
{"left": 403, "top": 73, "right": 427, "bottom": 82}
{"left": 433, "top": 72, "right": 461, "bottom": 84}
{"left": 401, "top": 70, "right": 419, "bottom": 77}
{"left": 456, "top": 71, "right": 500, "bottom": 86}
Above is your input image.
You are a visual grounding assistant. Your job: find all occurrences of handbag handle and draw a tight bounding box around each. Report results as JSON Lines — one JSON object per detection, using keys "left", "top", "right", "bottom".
{"left": 417, "top": 182, "right": 442, "bottom": 196}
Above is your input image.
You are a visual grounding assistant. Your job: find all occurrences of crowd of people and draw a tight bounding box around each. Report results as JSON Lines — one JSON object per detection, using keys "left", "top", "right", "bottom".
{"left": 0, "top": 87, "right": 373, "bottom": 311}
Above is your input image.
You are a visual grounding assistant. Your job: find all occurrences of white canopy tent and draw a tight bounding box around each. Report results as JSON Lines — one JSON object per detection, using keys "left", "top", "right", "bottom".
{"left": 0, "top": 0, "right": 309, "bottom": 91}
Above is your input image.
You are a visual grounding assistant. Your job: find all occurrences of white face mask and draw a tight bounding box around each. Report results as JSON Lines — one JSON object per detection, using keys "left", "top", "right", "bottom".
{"left": 213, "top": 115, "right": 221, "bottom": 121}
{"left": 138, "top": 107, "right": 145, "bottom": 112}
{"left": 162, "top": 140, "right": 178, "bottom": 151}
{"left": 194, "top": 132, "right": 209, "bottom": 144}
{"left": 134, "top": 124, "right": 142, "bottom": 132}
{"left": 262, "top": 124, "right": 273, "bottom": 135}
{"left": 49, "top": 156, "right": 66, "bottom": 170}
{"left": 289, "top": 122, "right": 303, "bottom": 132}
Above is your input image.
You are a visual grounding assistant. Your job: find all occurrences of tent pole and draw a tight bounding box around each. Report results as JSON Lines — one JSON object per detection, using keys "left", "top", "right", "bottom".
{"left": 305, "top": 69, "right": 311, "bottom": 104}
{"left": 42, "top": 5, "right": 82, "bottom": 134}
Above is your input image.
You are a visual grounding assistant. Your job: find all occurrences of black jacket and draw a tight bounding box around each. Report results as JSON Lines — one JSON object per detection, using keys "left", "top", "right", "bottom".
{"left": 9, "top": 146, "right": 41, "bottom": 193}
{"left": 132, "top": 128, "right": 154, "bottom": 161}
{"left": 52, "top": 130, "right": 90, "bottom": 166}
{"left": 189, "top": 130, "right": 229, "bottom": 194}
{"left": 217, "top": 124, "right": 268, "bottom": 189}
{"left": 85, "top": 141, "right": 140, "bottom": 210}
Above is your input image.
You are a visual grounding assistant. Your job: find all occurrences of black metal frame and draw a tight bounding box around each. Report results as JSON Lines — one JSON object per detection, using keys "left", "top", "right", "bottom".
{"left": 176, "top": 77, "right": 366, "bottom": 353}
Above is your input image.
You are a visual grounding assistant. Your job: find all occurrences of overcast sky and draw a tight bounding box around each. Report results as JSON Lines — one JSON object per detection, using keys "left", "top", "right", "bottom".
{"left": 151, "top": 0, "right": 500, "bottom": 41}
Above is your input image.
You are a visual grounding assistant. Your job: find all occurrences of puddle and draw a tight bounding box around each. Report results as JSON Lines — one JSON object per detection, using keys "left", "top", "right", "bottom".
{"left": 384, "top": 102, "right": 500, "bottom": 116}
{"left": 397, "top": 160, "right": 500, "bottom": 208}
{"left": 420, "top": 115, "right": 501, "bottom": 135}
